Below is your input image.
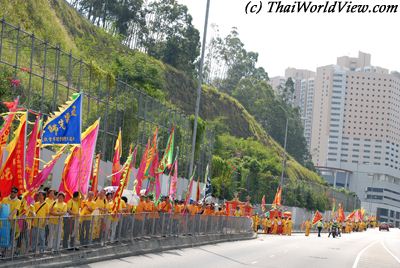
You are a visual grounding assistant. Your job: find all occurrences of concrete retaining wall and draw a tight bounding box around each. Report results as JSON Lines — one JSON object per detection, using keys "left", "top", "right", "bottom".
{"left": 1, "top": 232, "right": 256, "bottom": 268}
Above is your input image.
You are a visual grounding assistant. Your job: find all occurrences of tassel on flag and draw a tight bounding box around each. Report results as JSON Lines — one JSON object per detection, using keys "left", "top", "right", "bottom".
{"left": 111, "top": 129, "right": 122, "bottom": 186}
{"left": 312, "top": 210, "right": 323, "bottom": 225}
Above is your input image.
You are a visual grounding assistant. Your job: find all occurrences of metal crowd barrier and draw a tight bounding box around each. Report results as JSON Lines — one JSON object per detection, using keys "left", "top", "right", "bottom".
{"left": 0, "top": 213, "right": 253, "bottom": 260}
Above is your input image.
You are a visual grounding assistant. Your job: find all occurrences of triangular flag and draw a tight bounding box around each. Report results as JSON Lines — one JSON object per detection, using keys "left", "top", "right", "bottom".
{"left": 25, "top": 115, "right": 42, "bottom": 188}
{"left": 158, "top": 126, "right": 174, "bottom": 173}
{"left": 111, "top": 129, "right": 122, "bottom": 186}
{"left": 312, "top": 210, "right": 323, "bottom": 225}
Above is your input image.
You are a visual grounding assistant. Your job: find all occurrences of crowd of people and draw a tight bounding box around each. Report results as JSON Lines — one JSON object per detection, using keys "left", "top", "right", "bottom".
{"left": 0, "top": 187, "right": 248, "bottom": 256}
{"left": 251, "top": 214, "right": 293, "bottom": 235}
{"left": 302, "top": 218, "right": 377, "bottom": 237}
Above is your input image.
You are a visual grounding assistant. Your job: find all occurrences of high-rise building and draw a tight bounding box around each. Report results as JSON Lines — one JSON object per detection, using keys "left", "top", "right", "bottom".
{"left": 269, "top": 69, "right": 316, "bottom": 148}
{"left": 310, "top": 52, "right": 400, "bottom": 226}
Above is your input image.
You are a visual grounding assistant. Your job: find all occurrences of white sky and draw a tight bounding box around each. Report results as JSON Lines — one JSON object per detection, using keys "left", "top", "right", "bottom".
{"left": 178, "top": 0, "right": 400, "bottom": 77}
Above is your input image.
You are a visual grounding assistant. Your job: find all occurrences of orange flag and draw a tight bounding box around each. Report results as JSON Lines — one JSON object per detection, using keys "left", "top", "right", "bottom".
{"left": 111, "top": 129, "right": 122, "bottom": 186}
{"left": 312, "top": 210, "right": 323, "bottom": 225}
{"left": 0, "top": 98, "right": 19, "bottom": 167}
{"left": 0, "top": 113, "right": 27, "bottom": 196}
{"left": 272, "top": 185, "right": 282, "bottom": 207}
{"left": 346, "top": 210, "right": 356, "bottom": 221}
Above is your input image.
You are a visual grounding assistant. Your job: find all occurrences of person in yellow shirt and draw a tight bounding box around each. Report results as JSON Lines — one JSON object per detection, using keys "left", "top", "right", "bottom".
{"left": 92, "top": 190, "right": 107, "bottom": 242}
{"left": 80, "top": 191, "right": 96, "bottom": 246}
{"left": 282, "top": 218, "right": 287, "bottom": 235}
{"left": 304, "top": 219, "right": 311, "bottom": 236}
{"left": 48, "top": 192, "right": 67, "bottom": 251}
{"left": 0, "top": 187, "right": 21, "bottom": 220}
{"left": 32, "top": 191, "right": 49, "bottom": 253}
{"left": 266, "top": 217, "right": 272, "bottom": 234}
{"left": 272, "top": 217, "right": 278, "bottom": 234}
{"left": 286, "top": 217, "right": 293, "bottom": 236}
{"left": 63, "top": 191, "right": 80, "bottom": 250}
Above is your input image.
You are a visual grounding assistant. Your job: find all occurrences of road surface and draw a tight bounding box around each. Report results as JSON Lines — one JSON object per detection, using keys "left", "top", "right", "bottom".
{"left": 85, "top": 228, "right": 400, "bottom": 268}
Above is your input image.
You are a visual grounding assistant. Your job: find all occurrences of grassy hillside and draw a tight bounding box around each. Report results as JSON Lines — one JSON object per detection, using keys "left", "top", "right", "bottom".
{"left": 0, "top": 0, "right": 337, "bottom": 207}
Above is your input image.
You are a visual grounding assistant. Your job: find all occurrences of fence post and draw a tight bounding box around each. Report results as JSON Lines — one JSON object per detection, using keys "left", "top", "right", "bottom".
{"left": 66, "top": 50, "right": 72, "bottom": 100}
{"left": 52, "top": 44, "right": 60, "bottom": 111}
{"left": 14, "top": 25, "right": 20, "bottom": 77}
{"left": 27, "top": 33, "right": 35, "bottom": 108}
{"left": 0, "top": 18, "right": 5, "bottom": 60}
{"left": 40, "top": 41, "right": 48, "bottom": 112}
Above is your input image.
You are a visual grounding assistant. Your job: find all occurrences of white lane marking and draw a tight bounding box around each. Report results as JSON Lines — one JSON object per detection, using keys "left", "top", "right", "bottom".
{"left": 381, "top": 241, "right": 400, "bottom": 264}
{"left": 352, "top": 241, "right": 379, "bottom": 268}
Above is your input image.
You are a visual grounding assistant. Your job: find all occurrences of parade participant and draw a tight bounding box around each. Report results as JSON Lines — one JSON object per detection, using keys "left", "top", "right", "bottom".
{"left": 286, "top": 217, "right": 293, "bottom": 236}
{"left": 32, "top": 191, "right": 49, "bottom": 253}
{"left": 93, "top": 189, "right": 107, "bottom": 242}
{"left": 63, "top": 191, "right": 80, "bottom": 250}
{"left": 0, "top": 187, "right": 21, "bottom": 220}
{"left": 94, "top": 189, "right": 107, "bottom": 215}
{"left": 158, "top": 196, "right": 172, "bottom": 213}
{"left": 282, "top": 217, "right": 287, "bottom": 235}
{"left": 266, "top": 217, "right": 272, "bottom": 234}
{"left": 277, "top": 216, "right": 283, "bottom": 235}
{"left": 304, "top": 219, "right": 311, "bottom": 236}
{"left": 80, "top": 191, "right": 96, "bottom": 246}
{"left": 272, "top": 217, "right": 278, "bottom": 234}
{"left": 48, "top": 192, "right": 67, "bottom": 251}
{"left": 317, "top": 220, "right": 323, "bottom": 237}
{"left": 234, "top": 206, "right": 241, "bottom": 217}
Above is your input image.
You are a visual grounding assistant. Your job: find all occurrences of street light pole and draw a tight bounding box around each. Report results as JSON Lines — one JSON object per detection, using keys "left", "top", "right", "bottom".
{"left": 280, "top": 116, "right": 289, "bottom": 187}
{"left": 189, "top": 0, "right": 211, "bottom": 178}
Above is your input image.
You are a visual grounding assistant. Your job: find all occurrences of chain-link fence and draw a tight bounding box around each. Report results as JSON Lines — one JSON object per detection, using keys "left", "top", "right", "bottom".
{"left": 0, "top": 18, "right": 213, "bottom": 179}
{"left": 0, "top": 213, "right": 252, "bottom": 261}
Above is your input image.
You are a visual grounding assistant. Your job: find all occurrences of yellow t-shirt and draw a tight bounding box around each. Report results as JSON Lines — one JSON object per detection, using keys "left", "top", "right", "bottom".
{"left": 80, "top": 200, "right": 96, "bottom": 217}
{"left": 33, "top": 201, "right": 49, "bottom": 228}
{"left": 95, "top": 197, "right": 107, "bottom": 214}
{"left": 1, "top": 197, "right": 21, "bottom": 218}
{"left": 45, "top": 197, "right": 56, "bottom": 208}
{"left": 49, "top": 201, "right": 67, "bottom": 224}
{"left": 67, "top": 199, "right": 80, "bottom": 216}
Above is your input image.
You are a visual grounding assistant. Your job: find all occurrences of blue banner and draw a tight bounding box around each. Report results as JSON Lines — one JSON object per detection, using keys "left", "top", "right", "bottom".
{"left": 42, "top": 93, "right": 82, "bottom": 145}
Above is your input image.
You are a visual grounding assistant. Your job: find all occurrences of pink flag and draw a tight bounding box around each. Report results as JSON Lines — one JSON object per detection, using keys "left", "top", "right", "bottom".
{"left": 169, "top": 160, "right": 178, "bottom": 200}
{"left": 59, "top": 120, "right": 100, "bottom": 201}
{"left": 25, "top": 115, "right": 42, "bottom": 187}
{"left": 135, "top": 140, "right": 150, "bottom": 195}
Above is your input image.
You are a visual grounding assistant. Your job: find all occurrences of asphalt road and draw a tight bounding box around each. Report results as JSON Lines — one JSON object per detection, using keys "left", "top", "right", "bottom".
{"left": 86, "top": 228, "right": 400, "bottom": 268}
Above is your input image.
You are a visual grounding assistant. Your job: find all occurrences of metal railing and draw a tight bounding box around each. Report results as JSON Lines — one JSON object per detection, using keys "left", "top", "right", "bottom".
{"left": 0, "top": 213, "right": 252, "bottom": 260}
{"left": 0, "top": 18, "right": 213, "bottom": 180}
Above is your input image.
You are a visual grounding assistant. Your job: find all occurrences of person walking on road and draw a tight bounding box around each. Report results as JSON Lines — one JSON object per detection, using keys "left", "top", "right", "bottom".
{"left": 317, "top": 220, "right": 323, "bottom": 237}
{"left": 304, "top": 219, "right": 311, "bottom": 236}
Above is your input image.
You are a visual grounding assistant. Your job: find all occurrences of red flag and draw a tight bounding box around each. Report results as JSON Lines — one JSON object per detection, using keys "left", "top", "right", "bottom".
{"left": 312, "top": 210, "right": 323, "bottom": 225}
{"left": 183, "top": 176, "right": 194, "bottom": 213}
{"left": 337, "top": 204, "right": 345, "bottom": 222}
{"left": 0, "top": 98, "right": 19, "bottom": 167}
{"left": 0, "top": 113, "right": 27, "bottom": 196}
{"left": 90, "top": 153, "right": 101, "bottom": 194}
{"left": 261, "top": 195, "right": 266, "bottom": 212}
{"left": 25, "top": 115, "right": 42, "bottom": 187}
{"left": 111, "top": 129, "right": 122, "bottom": 186}
{"left": 272, "top": 186, "right": 282, "bottom": 207}
{"left": 346, "top": 210, "right": 356, "bottom": 221}
{"left": 196, "top": 177, "right": 201, "bottom": 202}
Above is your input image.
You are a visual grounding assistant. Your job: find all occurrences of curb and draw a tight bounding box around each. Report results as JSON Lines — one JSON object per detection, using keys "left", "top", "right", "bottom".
{"left": 1, "top": 233, "right": 256, "bottom": 267}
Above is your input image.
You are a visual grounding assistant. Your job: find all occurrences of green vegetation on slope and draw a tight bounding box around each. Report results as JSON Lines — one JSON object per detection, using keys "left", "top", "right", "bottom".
{"left": 0, "top": 0, "right": 356, "bottom": 211}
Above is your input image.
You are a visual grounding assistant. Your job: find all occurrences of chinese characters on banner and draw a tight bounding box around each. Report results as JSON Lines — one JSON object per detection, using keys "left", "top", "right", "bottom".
{"left": 42, "top": 93, "right": 82, "bottom": 145}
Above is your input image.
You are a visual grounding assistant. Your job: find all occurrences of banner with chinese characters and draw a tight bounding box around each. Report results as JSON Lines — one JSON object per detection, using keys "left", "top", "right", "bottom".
{"left": 42, "top": 93, "right": 82, "bottom": 145}
{"left": 0, "top": 113, "right": 27, "bottom": 196}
